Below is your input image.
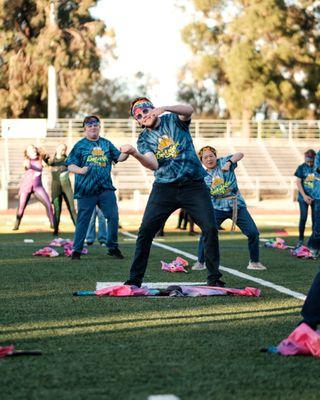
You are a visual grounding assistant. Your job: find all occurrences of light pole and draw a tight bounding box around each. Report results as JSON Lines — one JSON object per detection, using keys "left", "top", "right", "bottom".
{"left": 47, "top": 0, "right": 58, "bottom": 129}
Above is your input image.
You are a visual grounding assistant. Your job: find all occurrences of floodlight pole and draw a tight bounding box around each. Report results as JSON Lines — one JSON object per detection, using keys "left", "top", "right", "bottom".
{"left": 47, "top": 0, "right": 58, "bottom": 129}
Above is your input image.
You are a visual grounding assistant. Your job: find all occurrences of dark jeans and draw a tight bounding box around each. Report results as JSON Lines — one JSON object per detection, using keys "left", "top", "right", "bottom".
{"left": 301, "top": 271, "right": 320, "bottom": 329}
{"left": 197, "top": 207, "right": 260, "bottom": 263}
{"left": 128, "top": 180, "right": 221, "bottom": 282}
{"left": 73, "top": 190, "right": 119, "bottom": 253}
{"left": 298, "top": 198, "right": 314, "bottom": 242}
{"left": 307, "top": 200, "right": 320, "bottom": 250}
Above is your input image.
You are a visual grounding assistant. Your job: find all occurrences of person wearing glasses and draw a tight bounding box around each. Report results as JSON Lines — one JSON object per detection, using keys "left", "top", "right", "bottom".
{"left": 66, "top": 115, "right": 128, "bottom": 260}
{"left": 120, "top": 98, "right": 222, "bottom": 288}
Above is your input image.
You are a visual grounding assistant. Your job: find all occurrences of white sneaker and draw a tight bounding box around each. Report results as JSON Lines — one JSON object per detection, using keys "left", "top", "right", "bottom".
{"left": 247, "top": 262, "right": 267, "bottom": 270}
{"left": 191, "top": 261, "right": 206, "bottom": 271}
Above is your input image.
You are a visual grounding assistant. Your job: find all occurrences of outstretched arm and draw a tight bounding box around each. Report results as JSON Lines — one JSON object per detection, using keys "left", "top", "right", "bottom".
{"left": 120, "top": 145, "right": 158, "bottom": 171}
{"left": 117, "top": 153, "right": 129, "bottom": 162}
{"left": 150, "top": 104, "right": 194, "bottom": 121}
{"left": 68, "top": 164, "right": 89, "bottom": 175}
{"left": 221, "top": 153, "right": 244, "bottom": 172}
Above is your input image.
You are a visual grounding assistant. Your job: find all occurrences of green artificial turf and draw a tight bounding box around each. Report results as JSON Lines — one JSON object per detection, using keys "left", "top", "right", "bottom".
{"left": 1, "top": 231, "right": 320, "bottom": 400}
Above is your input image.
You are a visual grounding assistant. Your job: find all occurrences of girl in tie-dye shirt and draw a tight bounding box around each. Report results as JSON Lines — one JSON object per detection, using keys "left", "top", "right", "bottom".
{"left": 193, "top": 146, "right": 267, "bottom": 272}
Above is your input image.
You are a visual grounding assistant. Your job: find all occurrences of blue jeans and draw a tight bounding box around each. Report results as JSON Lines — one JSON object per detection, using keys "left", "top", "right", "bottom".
{"left": 73, "top": 190, "right": 119, "bottom": 252}
{"left": 298, "top": 198, "right": 315, "bottom": 242}
{"left": 301, "top": 271, "right": 320, "bottom": 329}
{"left": 307, "top": 199, "right": 320, "bottom": 250}
{"left": 128, "top": 180, "right": 220, "bottom": 283}
{"left": 85, "top": 206, "right": 108, "bottom": 244}
{"left": 198, "top": 207, "right": 260, "bottom": 263}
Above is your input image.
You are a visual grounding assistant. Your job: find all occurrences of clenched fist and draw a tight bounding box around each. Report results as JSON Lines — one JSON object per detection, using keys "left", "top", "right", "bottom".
{"left": 120, "top": 144, "right": 137, "bottom": 156}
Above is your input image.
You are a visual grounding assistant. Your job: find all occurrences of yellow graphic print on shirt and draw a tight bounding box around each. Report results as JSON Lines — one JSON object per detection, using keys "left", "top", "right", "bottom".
{"left": 304, "top": 173, "right": 314, "bottom": 189}
{"left": 155, "top": 135, "right": 179, "bottom": 159}
{"left": 210, "top": 175, "right": 232, "bottom": 197}
{"left": 87, "top": 147, "right": 108, "bottom": 167}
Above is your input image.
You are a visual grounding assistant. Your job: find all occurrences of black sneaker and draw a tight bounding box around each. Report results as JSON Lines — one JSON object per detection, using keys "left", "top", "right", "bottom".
{"left": 107, "top": 248, "right": 124, "bottom": 259}
{"left": 124, "top": 279, "right": 142, "bottom": 288}
{"left": 207, "top": 279, "right": 226, "bottom": 287}
{"left": 71, "top": 251, "right": 81, "bottom": 260}
{"left": 86, "top": 242, "right": 94, "bottom": 246}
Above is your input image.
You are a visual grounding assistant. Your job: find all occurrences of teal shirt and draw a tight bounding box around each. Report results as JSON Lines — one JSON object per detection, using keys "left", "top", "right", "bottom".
{"left": 204, "top": 156, "right": 246, "bottom": 211}
{"left": 66, "top": 137, "right": 121, "bottom": 199}
{"left": 137, "top": 113, "right": 206, "bottom": 183}
{"left": 294, "top": 163, "right": 314, "bottom": 201}
{"left": 312, "top": 152, "right": 320, "bottom": 200}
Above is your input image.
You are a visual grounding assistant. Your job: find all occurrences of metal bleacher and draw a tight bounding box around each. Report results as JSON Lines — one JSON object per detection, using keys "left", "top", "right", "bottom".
{"left": 1, "top": 118, "right": 319, "bottom": 209}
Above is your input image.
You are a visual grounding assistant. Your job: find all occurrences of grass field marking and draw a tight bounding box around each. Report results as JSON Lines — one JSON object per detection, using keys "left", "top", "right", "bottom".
{"left": 122, "top": 231, "right": 306, "bottom": 301}
{"left": 148, "top": 395, "right": 180, "bottom": 400}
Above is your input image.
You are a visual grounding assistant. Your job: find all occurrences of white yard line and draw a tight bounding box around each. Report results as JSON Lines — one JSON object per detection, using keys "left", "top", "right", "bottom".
{"left": 121, "top": 231, "right": 306, "bottom": 301}
{"left": 148, "top": 396, "right": 180, "bottom": 400}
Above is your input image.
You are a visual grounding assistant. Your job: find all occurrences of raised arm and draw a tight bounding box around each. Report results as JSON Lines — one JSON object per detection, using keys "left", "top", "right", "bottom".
{"left": 151, "top": 104, "right": 194, "bottom": 121}
{"left": 221, "top": 153, "right": 244, "bottom": 172}
{"left": 120, "top": 144, "right": 158, "bottom": 171}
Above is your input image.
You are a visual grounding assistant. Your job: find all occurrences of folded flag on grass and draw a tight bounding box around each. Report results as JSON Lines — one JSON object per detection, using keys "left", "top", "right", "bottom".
{"left": 291, "top": 245, "right": 315, "bottom": 259}
{"left": 0, "top": 345, "right": 42, "bottom": 357}
{"left": 33, "top": 238, "right": 88, "bottom": 257}
{"left": 161, "top": 256, "right": 189, "bottom": 273}
{"left": 49, "top": 238, "right": 72, "bottom": 247}
{"left": 64, "top": 245, "right": 88, "bottom": 257}
{"left": 73, "top": 284, "right": 261, "bottom": 298}
{"left": 263, "top": 323, "right": 320, "bottom": 357}
{"left": 264, "top": 237, "right": 289, "bottom": 250}
{"left": 33, "top": 247, "right": 59, "bottom": 257}
{"left": 0, "top": 345, "right": 15, "bottom": 358}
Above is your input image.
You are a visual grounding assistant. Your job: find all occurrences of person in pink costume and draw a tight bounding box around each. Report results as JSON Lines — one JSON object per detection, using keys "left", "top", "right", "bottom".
{"left": 13, "top": 145, "right": 54, "bottom": 230}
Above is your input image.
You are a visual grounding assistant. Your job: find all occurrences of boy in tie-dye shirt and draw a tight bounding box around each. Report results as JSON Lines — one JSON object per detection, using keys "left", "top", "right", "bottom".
{"left": 120, "top": 97, "right": 222, "bottom": 287}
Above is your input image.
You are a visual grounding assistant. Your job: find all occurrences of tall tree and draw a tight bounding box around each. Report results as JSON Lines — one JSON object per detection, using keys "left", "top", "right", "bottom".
{"left": 177, "top": 67, "right": 221, "bottom": 117}
{"left": 76, "top": 71, "right": 154, "bottom": 118}
{"left": 180, "top": 0, "right": 320, "bottom": 119}
{"left": 0, "top": 0, "right": 107, "bottom": 118}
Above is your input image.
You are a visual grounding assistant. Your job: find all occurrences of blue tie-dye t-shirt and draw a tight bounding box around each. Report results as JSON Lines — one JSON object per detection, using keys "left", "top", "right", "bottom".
{"left": 65, "top": 137, "right": 121, "bottom": 199}
{"left": 312, "top": 152, "right": 320, "bottom": 200}
{"left": 204, "top": 156, "right": 246, "bottom": 211}
{"left": 294, "top": 162, "right": 314, "bottom": 201}
{"left": 137, "top": 113, "right": 206, "bottom": 183}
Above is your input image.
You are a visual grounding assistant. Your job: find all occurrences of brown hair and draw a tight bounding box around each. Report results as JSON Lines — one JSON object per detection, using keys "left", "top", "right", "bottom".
{"left": 198, "top": 146, "right": 217, "bottom": 161}
{"left": 130, "top": 97, "right": 153, "bottom": 116}
{"left": 24, "top": 145, "right": 48, "bottom": 161}
{"left": 304, "top": 149, "right": 316, "bottom": 158}
{"left": 82, "top": 115, "right": 100, "bottom": 127}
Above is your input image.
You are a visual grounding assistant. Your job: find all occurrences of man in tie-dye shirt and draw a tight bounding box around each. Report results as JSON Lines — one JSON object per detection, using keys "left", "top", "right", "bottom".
{"left": 66, "top": 115, "right": 128, "bottom": 259}
{"left": 120, "top": 97, "right": 222, "bottom": 287}
{"left": 307, "top": 149, "right": 320, "bottom": 257}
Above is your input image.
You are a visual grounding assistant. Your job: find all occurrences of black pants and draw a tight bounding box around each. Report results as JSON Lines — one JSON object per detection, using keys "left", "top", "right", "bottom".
{"left": 128, "top": 180, "right": 221, "bottom": 282}
{"left": 298, "top": 199, "right": 314, "bottom": 242}
{"left": 301, "top": 271, "right": 320, "bottom": 329}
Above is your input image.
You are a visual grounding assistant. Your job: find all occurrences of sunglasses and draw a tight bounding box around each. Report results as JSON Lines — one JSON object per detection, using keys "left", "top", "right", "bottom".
{"left": 84, "top": 121, "right": 100, "bottom": 127}
{"left": 135, "top": 108, "right": 152, "bottom": 121}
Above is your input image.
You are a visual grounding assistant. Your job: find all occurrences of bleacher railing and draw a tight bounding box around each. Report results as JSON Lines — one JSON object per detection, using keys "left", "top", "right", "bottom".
{"left": 1, "top": 119, "right": 319, "bottom": 139}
